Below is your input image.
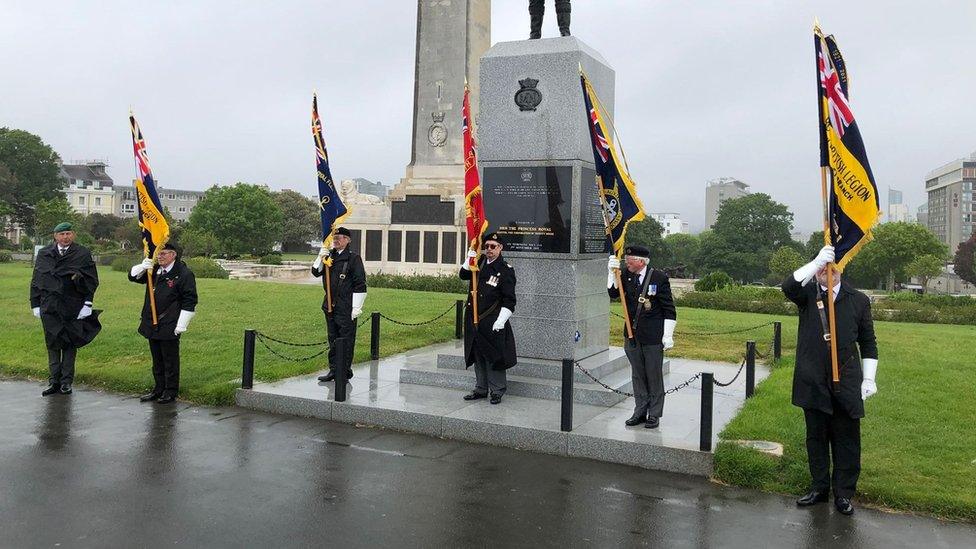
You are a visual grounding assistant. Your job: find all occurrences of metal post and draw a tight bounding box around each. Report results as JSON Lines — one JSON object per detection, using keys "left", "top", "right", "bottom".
{"left": 242, "top": 329, "right": 255, "bottom": 390}
{"left": 773, "top": 321, "right": 782, "bottom": 361}
{"left": 700, "top": 372, "right": 713, "bottom": 452}
{"left": 560, "top": 358, "right": 574, "bottom": 432}
{"left": 334, "top": 337, "right": 348, "bottom": 402}
{"left": 746, "top": 340, "right": 756, "bottom": 398}
{"left": 455, "top": 299, "right": 464, "bottom": 339}
{"left": 370, "top": 312, "right": 380, "bottom": 360}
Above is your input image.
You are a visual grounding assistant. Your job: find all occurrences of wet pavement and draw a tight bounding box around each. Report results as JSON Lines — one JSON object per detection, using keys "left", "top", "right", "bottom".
{"left": 1, "top": 380, "right": 972, "bottom": 548}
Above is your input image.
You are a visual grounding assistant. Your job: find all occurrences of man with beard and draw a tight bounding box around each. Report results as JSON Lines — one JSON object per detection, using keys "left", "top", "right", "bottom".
{"left": 29, "top": 222, "right": 101, "bottom": 396}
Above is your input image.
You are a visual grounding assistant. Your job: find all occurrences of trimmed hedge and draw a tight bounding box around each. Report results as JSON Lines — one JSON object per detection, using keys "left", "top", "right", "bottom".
{"left": 367, "top": 273, "right": 467, "bottom": 294}
{"left": 110, "top": 254, "right": 140, "bottom": 272}
{"left": 185, "top": 257, "right": 229, "bottom": 279}
{"left": 0, "top": 250, "right": 12, "bottom": 263}
{"left": 258, "top": 253, "right": 282, "bottom": 265}
{"left": 695, "top": 271, "right": 734, "bottom": 291}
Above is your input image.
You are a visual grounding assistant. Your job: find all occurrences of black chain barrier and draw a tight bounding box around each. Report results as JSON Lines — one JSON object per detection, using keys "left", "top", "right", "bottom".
{"left": 255, "top": 333, "right": 329, "bottom": 362}
{"left": 379, "top": 303, "right": 455, "bottom": 327}
{"left": 574, "top": 362, "right": 702, "bottom": 398}
{"left": 608, "top": 311, "right": 775, "bottom": 337}
{"left": 711, "top": 357, "right": 747, "bottom": 387}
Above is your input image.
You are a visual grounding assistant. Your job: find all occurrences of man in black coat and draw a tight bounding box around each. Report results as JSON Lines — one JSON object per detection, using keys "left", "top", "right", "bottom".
{"left": 312, "top": 227, "right": 367, "bottom": 383}
{"left": 459, "top": 233, "right": 517, "bottom": 405}
{"left": 782, "top": 245, "right": 879, "bottom": 516}
{"left": 608, "top": 245, "right": 677, "bottom": 429}
{"left": 30, "top": 222, "right": 101, "bottom": 396}
{"left": 128, "top": 242, "right": 198, "bottom": 404}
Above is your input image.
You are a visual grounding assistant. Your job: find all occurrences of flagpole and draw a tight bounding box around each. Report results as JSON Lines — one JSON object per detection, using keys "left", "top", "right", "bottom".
{"left": 130, "top": 113, "right": 159, "bottom": 326}
{"left": 820, "top": 167, "right": 840, "bottom": 385}
{"left": 323, "top": 238, "right": 333, "bottom": 314}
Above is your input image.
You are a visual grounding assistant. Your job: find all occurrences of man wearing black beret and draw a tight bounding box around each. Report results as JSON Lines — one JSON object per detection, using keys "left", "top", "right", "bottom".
{"left": 607, "top": 245, "right": 677, "bottom": 429}
{"left": 312, "top": 227, "right": 367, "bottom": 383}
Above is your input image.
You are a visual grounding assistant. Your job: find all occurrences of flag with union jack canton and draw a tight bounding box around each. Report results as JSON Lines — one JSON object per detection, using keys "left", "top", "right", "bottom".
{"left": 312, "top": 94, "right": 349, "bottom": 264}
{"left": 580, "top": 70, "right": 645, "bottom": 258}
{"left": 129, "top": 114, "right": 170, "bottom": 259}
{"left": 462, "top": 82, "right": 488, "bottom": 270}
{"left": 815, "top": 24, "right": 881, "bottom": 270}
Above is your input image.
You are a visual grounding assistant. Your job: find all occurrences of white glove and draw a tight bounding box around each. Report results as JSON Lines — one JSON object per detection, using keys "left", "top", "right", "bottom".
{"left": 793, "top": 245, "right": 835, "bottom": 285}
{"left": 77, "top": 304, "right": 92, "bottom": 320}
{"left": 351, "top": 292, "right": 366, "bottom": 319}
{"left": 130, "top": 257, "right": 154, "bottom": 278}
{"left": 33, "top": 307, "right": 41, "bottom": 318}
{"left": 492, "top": 307, "right": 513, "bottom": 332}
{"left": 662, "top": 319, "right": 676, "bottom": 350}
{"left": 607, "top": 255, "right": 619, "bottom": 288}
{"left": 174, "top": 310, "right": 196, "bottom": 335}
{"left": 313, "top": 246, "right": 330, "bottom": 271}
{"left": 861, "top": 358, "right": 878, "bottom": 400}
{"left": 461, "top": 249, "right": 477, "bottom": 271}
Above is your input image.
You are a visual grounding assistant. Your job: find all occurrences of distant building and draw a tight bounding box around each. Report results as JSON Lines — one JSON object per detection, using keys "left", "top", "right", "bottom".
{"left": 648, "top": 213, "right": 689, "bottom": 237}
{"left": 925, "top": 151, "right": 976, "bottom": 254}
{"left": 705, "top": 177, "right": 750, "bottom": 228}
{"left": 916, "top": 203, "right": 929, "bottom": 226}
{"left": 351, "top": 178, "right": 389, "bottom": 199}
{"left": 60, "top": 160, "right": 116, "bottom": 216}
{"left": 887, "top": 188, "right": 910, "bottom": 222}
{"left": 114, "top": 182, "right": 205, "bottom": 222}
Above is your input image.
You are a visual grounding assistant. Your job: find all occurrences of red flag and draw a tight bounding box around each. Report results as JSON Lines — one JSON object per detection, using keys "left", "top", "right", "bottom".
{"left": 462, "top": 83, "right": 488, "bottom": 270}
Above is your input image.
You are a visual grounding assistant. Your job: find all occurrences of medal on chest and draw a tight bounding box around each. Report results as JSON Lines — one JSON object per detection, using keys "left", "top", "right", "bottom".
{"left": 486, "top": 274, "right": 499, "bottom": 287}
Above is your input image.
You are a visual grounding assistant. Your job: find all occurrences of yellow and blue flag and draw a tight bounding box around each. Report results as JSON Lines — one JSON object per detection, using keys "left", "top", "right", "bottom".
{"left": 129, "top": 114, "right": 169, "bottom": 259}
{"left": 815, "top": 25, "right": 881, "bottom": 270}
{"left": 581, "top": 70, "right": 646, "bottom": 258}
{"left": 312, "top": 94, "right": 349, "bottom": 263}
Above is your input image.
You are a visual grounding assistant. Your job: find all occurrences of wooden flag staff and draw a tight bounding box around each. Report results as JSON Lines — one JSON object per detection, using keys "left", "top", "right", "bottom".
{"left": 820, "top": 166, "right": 841, "bottom": 385}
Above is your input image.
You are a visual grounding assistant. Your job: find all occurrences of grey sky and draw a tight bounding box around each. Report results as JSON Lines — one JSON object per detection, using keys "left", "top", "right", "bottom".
{"left": 2, "top": 1, "right": 973, "bottom": 233}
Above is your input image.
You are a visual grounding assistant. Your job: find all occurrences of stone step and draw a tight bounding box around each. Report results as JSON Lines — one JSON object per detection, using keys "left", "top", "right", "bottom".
{"left": 398, "top": 365, "right": 633, "bottom": 407}
{"left": 436, "top": 349, "right": 669, "bottom": 384}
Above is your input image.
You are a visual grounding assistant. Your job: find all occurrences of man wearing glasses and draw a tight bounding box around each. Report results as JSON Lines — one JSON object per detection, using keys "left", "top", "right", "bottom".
{"left": 128, "top": 242, "right": 198, "bottom": 404}
{"left": 313, "top": 227, "right": 367, "bottom": 383}
{"left": 459, "top": 233, "right": 517, "bottom": 405}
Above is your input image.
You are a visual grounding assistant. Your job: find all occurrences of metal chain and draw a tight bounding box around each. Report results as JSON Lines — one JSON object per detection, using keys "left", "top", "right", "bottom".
{"left": 712, "top": 357, "right": 747, "bottom": 387}
{"left": 574, "top": 362, "right": 702, "bottom": 398}
{"left": 379, "top": 303, "right": 455, "bottom": 327}
{"left": 254, "top": 331, "right": 327, "bottom": 347}
{"left": 357, "top": 314, "right": 372, "bottom": 328}
{"left": 255, "top": 334, "right": 328, "bottom": 362}
{"left": 608, "top": 311, "right": 774, "bottom": 336}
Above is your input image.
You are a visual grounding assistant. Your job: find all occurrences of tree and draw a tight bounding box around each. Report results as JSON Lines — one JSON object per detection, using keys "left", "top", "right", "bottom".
{"left": 0, "top": 128, "right": 63, "bottom": 233}
{"left": 181, "top": 227, "right": 220, "bottom": 257}
{"left": 188, "top": 183, "right": 283, "bottom": 256}
{"left": 698, "top": 194, "right": 794, "bottom": 282}
{"left": 842, "top": 222, "right": 947, "bottom": 290}
{"left": 768, "top": 245, "right": 805, "bottom": 282}
{"left": 663, "top": 233, "right": 700, "bottom": 277}
{"left": 953, "top": 235, "right": 976, "bottom": 286}
{"left": 624, "top": 216, "right": 667, "bottom": 264}
{"left": 81, "top": 213, "right": 127, "bottom": 241}
{"left": 905, "top": 254, "right": 945, "bottom": 292}
{"left": 273, "top": 189, "right": 319, "bottom": 252}
{"left": 804, "top": 230, "right": 826, "bottom": 259}
{"left": 114, "top": 217, "right": 143, "bottom": 250}
{"left": 34, "top": 197, "right": 78, "bottom": 242}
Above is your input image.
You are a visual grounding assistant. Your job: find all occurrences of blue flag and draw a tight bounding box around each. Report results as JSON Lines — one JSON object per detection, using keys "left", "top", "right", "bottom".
{"left": 312, "top": 94, "right": 349, "bottom": 262}
{"left": 581, "top": 71, "right": 646, "bottom": 258}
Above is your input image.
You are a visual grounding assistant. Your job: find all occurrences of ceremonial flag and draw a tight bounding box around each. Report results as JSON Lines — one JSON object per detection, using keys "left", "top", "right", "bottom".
{"left": 129, "top": 114, "right": 169, "bottom": 259}
{"left": 580, "top": 70, "right": 646, "bottom": 258}
{"left": 462, "top": 82, "right": 488, "bottom": 270}
{"left": 312, "top": 94, "right": 349, "bottom": 264}
{"left": 815, "top": 24, "right": 881, "bottom": 270}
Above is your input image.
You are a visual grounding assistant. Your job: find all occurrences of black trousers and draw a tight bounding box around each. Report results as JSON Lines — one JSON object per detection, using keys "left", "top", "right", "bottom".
{"left": 803, "top": 399, "right": 861, "bottom": 498}
{"left": 325, "top": 310, "right": 357, "bottom": 374}
{"left": 47, "top": 347, "right": 77, "bottom": 385}
{"left": 148, "top": 338, "right": 181, "bottom": 397}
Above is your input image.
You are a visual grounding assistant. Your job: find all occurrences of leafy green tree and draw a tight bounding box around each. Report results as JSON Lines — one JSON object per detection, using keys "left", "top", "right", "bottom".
{"left": 768, "top": 245, "right": 805, "bottom": 282}
{"left": 0, "top": 128, "right": 63, "bottom": 232}
{"left": 905, "top": 254, "right": 945, "bottom": 292}
{"left": 273, "top": 189, "right": 318, "bottom": 252}
{"left": 844, "top": 222, "right": 947, "bottom": 289}
{"left": 697, "top": 194, "right": 794, "bottom": 282}
{"left": 624, "top": 216, "right": 667, "bottom": 263}
{"left": 34, "top": 197, "right": 78, "bottom": 242}
{"left": 804, "top": 230, "right": 826, "bottom": 259}
{"left": 953, "top": 236, "right": 976, "bottom": 286}
{"left": 81, "top": 213, "right": 126, "bottom": 241}
{"left": 663, "top": 233, "right": 700, "bottom": 276}
{"left": 181, "top": 227, "right": 220, "bottom": 257}
{"left": 188, "top": 183, "right": 283, "bottom": 256}
{"left": 114, "top": 217, "right": 143, "bottom": 251}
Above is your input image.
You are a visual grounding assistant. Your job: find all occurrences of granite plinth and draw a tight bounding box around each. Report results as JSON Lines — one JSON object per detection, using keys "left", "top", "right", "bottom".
{"left": 434, "top": 346, "right": 670, "bottom": 383}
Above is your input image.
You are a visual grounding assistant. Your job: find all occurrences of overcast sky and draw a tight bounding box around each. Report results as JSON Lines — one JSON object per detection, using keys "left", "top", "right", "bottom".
{"left": 2, "top": 1, "right": 973, "bottom": 233}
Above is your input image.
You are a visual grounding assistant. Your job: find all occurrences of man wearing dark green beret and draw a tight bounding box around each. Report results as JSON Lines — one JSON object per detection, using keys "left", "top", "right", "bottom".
{"left": 29, "top": 222, "right": 101, "bottom": 396}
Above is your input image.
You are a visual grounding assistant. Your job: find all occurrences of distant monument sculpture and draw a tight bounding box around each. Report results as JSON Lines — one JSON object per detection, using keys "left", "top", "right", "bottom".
{"left": 340, "top": 179, "right": 383, "bottom": 205}
{"left": 529, "top": 0, "right": 571, "bottom": 39}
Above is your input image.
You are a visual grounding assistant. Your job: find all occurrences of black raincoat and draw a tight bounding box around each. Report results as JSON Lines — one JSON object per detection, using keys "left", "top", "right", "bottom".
{"left": 29, "top": 243, "right": 101, "bottom": 350}
{"left": 460, "top": 255, "right": 518, "bottom": 371}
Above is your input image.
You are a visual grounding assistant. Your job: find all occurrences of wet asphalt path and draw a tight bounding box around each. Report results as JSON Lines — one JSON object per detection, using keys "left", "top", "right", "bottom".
{"left": 0, "top": 380, "right": 972, "bottom": 548}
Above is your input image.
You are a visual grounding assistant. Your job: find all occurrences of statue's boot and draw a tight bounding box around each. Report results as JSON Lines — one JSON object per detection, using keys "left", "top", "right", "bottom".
{"left": 556, "top": 0, "right": 571, "bottom": 36}
{"left": 529, "top": 0, "right": 544, "bottom": 39}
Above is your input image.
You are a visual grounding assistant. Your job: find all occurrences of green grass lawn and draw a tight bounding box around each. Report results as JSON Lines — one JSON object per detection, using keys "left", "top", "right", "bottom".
{"left": 3, "top": 261, "right": 973, "bottom": 521}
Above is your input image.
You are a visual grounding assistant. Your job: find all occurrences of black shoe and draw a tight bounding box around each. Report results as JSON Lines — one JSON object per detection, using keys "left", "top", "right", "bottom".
{"left": 346, "top": 370, "right": 354, "bottom": 379}
{"left": 463, "top": 391, "right": 487, "bottom": 401}
{"left": 489, "top": 393, "right": 503, "bottom": 405}
{"left": 59, "top": 383, "right": 72, "bottom": 394}
{"left": 644, "top": 416, "right": 660, "bottom": 429}
{"left": 139, "top": 392, "right": 161, "bottom": 402}
{"left": 835, "top": 497, "right": 854, "bottom": 515}
{"left": 796, "top": 490, "right": 829, "bottom": 507}
{"left": 157, "top": 394, "right": 176, "bottom": 404}
{"left": 625, "top": 412, "right": 645, "bottom": 427}
{"left": 42, "top": 384, "right": 60, "bottom": 396}
{"left": 318, "top": 371, "right": 335, "bottom": 382}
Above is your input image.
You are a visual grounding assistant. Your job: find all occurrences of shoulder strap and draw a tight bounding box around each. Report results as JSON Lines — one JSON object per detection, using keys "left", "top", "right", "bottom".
{"left": 630, "top": 269, "right": 654, "bottom": 330}
{"left": 814, "top": 285, "right": 832, "bottom": 342}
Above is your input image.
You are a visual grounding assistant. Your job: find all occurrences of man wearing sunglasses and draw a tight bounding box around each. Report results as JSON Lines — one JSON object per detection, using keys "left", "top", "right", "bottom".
{"left": 607, "top": 245, "right": 677, "bottom": 429}
{"left": 459, "top": 233, "right": 517, "bottom": 405}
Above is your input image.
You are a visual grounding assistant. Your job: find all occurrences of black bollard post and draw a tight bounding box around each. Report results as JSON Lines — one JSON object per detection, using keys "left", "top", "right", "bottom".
{"left": 335, "top": 337, "right": 348, "bottom": 402}
{"left": 242, "top": 329, "right": 255, "bottom": 389}
{"left": 700, "top": 372, "right": 713, "bottom": 452}
{"left": 746, "top": 340, "right": 756, "bottom": 398}
{"left": 560, "top": 359, "right": 574, "bottom": 432}
{"left": 773, "top": 321, "right": 782, "bottom": 361}
{"left": 455, "top": 300, "right": 464, "bottom": 340}
{"left": 370, "top": 312, "right": 380, "bottom": 360}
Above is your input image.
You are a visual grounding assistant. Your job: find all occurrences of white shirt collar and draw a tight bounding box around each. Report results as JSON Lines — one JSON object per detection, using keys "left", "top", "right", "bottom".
{"left": 636, "top": 265, "right": 648, "bottom": 282}
{"left": 159, "top": 263, "right": 173, "bottom": 275}
{"left": 819, "top": 281, "right": 841, "bottom": 300}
